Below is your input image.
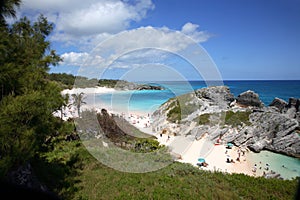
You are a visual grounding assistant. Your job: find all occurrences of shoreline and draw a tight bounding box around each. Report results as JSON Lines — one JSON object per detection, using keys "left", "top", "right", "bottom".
{"left": 111, "top": 111, "right": 299, "bottom": 179}
{"left": 58, "top": 87, "right": 299, "bottom": 179}
{"left": 61, "top": 86, "right": 116, "bottom": 95}
{"left": 107, "top": 110, "right": 257, "bottom": 177}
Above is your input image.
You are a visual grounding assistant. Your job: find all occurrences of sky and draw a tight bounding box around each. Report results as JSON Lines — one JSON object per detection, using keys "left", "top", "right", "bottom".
{"left": 15, "top": 0, "right": 300, "bottom": 80}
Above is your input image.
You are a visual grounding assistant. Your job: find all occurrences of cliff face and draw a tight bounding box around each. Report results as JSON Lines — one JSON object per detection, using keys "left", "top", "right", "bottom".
{"left": 152, "top": 86, "right": 300, "bottom": 158}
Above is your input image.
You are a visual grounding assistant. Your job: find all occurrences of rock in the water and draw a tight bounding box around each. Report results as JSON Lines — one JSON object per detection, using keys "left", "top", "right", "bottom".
{"left": 135, "top": 84, "right": 164, "bottom": 90}
{"left": 236, "top": 90, "right": 264, "bottom": 107}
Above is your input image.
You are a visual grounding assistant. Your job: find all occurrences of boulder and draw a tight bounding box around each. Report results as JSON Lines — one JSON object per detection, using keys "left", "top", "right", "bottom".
{"left": 195, "top": 86, "right": 234, "bottom": 109}
{"left": 288, "top": 97, "right": 300, "bottom": 112}
{"left": 236, "top": 90, "right": 264, "bottom": 107}
{"left": 196, "top": 86, "right": 234, "bottom": 102}
{"left": 269, "top": 97, "right": 288, "bottom": 112}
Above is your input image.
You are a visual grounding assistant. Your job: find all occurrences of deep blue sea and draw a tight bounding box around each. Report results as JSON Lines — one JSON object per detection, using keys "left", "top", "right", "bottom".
{"left": 92, "top": 80, "right": 300, "bottom": 180}
{"left": 95, "top": 80, "right": 300, "bottom": 114}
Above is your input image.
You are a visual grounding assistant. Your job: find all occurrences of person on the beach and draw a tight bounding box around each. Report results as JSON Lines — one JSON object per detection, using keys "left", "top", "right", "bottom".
{"left": 226, "top": 155, "right": 230, "bottom": 163}
{"left": 264, "top": 163, "right": 270, "bottom": 170}
{"left": 166, "top": 135, "right": 170, "bottom": 142}
{"left": 252, "top": 164, "right": 257, "bottom": 173}
{"left": 237, "top": 148, "right": 241, "bottom": 158}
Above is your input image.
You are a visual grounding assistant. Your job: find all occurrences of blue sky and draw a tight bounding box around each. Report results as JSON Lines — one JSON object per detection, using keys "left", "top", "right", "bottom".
{"left": 18, "top": 0, "right": 300, "bottom": 80}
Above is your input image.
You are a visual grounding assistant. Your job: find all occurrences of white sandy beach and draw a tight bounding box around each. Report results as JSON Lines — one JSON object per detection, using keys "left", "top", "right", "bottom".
{"left": 117, "top": 111, "right": 256, "bottom": 177}
{"left": 62, "top": 86, "right": 116, "bottom": 95}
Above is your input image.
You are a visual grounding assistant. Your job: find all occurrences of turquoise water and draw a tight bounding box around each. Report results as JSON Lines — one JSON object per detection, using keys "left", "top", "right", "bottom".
{"left": 248, "top": 151, "right": 300, "bottom": 180}
{"left": 95, "top": 80, "right": 300, "bottom": 113}
{"left": 91, "top": 80, "right": 300, "bottom": 179}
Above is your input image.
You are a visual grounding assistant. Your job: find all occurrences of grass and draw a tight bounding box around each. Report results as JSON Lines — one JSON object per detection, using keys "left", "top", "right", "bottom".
{"left": 197, "top": 111, "right": 251, "bottom": 127}
{"left": 198, "top": 113, "right": 210, "bottom": 125}
{"left": 33, "top": 139, "right": 299, "bottom": 200}
{"left": 166, "top": 93, "right": 200, "bottom": 123}
{"left": 225, "top": 110, "right": 251, "bottom": 127}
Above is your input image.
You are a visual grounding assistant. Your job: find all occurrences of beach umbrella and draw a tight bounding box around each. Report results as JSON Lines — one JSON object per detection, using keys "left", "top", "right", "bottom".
{"left": 198, "top": 158, "right": 206, "bottom": 163}
{"left": 227, "top": 142, "right": 233, "bottom": 147}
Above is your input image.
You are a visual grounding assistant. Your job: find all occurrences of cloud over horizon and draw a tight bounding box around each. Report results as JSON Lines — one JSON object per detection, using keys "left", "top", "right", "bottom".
{"left": 60, "top": 24, "right": 212, "bottom": 68}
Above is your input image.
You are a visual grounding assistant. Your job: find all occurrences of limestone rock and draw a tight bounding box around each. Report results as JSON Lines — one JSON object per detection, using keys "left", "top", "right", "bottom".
{"left": 269, "top": 97, "right": 288, "bottom": 112}
{"left": 236, "top": 90, "right": 264, "bottom": 107}
{"left": 195, "top": 86, "right": 234, "bottom": 104}
{"left": 152, "top": 85, "right": 300, "bottom": 157}
{"left": 288, "top": 97, "right": 300, "bottom": 112}
{"left": 225, "top": 111, "right": 300, "bottom": 157}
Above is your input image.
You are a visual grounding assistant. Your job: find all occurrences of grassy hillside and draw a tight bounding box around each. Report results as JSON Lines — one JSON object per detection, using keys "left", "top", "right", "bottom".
{"left": 32, "top": 138, "right": 299, "bottom": 200}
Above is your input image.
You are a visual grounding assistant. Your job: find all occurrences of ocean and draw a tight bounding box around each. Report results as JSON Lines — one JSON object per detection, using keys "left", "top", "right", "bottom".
{"left": 95, "top": 80, "right": 300, "bottom": 114}
{"left": 92, "top": 80, "right": 300, "bottom": 180}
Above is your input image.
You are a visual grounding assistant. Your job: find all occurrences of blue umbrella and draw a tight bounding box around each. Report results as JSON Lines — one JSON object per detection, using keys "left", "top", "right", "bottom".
{"left": 198, "top": 158, "right": 206, "bottom": 163}
{"left": 227, "top": 143, "right": 233, "bottom": 147}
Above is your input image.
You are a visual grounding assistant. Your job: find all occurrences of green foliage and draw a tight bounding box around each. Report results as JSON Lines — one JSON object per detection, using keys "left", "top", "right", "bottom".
{"left": 0, "top": 0, "right": 21, "bottom": 25}
{"left": 32, "top": 139, "right": 84, "bottom": 199}
{"left": 197, "top": 111, "right": 251, "bottom": 127}
{"left": 48, "top": 73, "right": 76, "bottom": 89}
{"left": 49, "top": 73, "right": 100, "bottom": 89}
{"left": 0, "top": 12, "right": 64, "bottom": 177}
{"left": 71, "top": 92, "right": 86, "bottom": 117}
{"left": 133, "top": 138, "right": 162, "bottom": 153}
{"left": 33, "top": 139, "right": 299, "bottom": 200}
{"left": 167, "top": 99, "right": 181, "bottom": 123}
{"left": 0, "top": 86, "right": 63, "bottom": 176}
{"left": 75, "top": 76, "right": 98, "bottom": 88}
{"left": 98, "top": 79, "right": 120, "bottom": 88}
{"left": 198, "top": 113, "right": 210, "bottom": 125}
{"left": 166, "top": 94, "right": 200, "bottom": 123}
{"left": 225, "top": 110, "right": 251, "bottom": 127}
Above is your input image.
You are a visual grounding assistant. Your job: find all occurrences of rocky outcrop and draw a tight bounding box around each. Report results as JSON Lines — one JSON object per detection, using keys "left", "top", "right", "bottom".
{"left": 195, "top": 86, "right": 235, "bottom": 110}
{"left": 152, "top": 86, "right": 300, "bottom": 158}
{"left": 236, "top": 90, "right": 264, "bottom": 107}
{"left": 288, "top": 98, "right": 300, "bottom": 112}
{"left": 222, "top": 111, "right": 300, "bottom": 157}
{"left": 195, "top": 86, "right": 234, "bottom": 103}
{"left": 115, "top": 82, "right": 164, "bottom": 91}
{"left": 135, "top": 84, "right": 164, "bottom": 90}
{"left": 269, "top": 98, "right": 288, "bottom": 112}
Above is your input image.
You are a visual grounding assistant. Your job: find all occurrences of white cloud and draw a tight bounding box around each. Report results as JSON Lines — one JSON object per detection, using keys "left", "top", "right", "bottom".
{"left": 21, "top": 0, "right": 154, "bottom": 37}
{"left": 181, "top": 22, "right": 212, "bottom": 43}
{"left": 74, "top": 25, "right": 220, "bottom": 80}
{"left": 94, "top": 25, "right": 212, "bottom": 57}
{"left": 19, "top": 1, "right": 215, "bottom": 77}
{"left": 19, "top": 1, "right": 211, "bottom": 51}
{"left": 181, "top": 22, "right": 199, "bottom": 34}
{"left": 61, "top": 52, "right": 103, "bottom": 67}
{"left": 61, "top": 24, "right": 213, "bottom": 66}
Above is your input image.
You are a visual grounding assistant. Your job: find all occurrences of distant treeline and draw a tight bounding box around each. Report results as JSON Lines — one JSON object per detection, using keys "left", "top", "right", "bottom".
{"left": 49, "top": 73, "right": 132, "bottom": 89}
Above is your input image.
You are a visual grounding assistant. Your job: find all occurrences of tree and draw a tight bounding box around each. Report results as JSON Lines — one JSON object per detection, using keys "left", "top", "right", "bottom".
{"left": 0, "top": 12, "right": 63, "bottom": 176}
{"left": 0, "top": 0, "right": 21, "bottom": 25}
{"left": 71, "top": 92, "right": 86, "bottom": 118}
{"left": 61, "top": 93, "right": 70, "bottom": 121}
